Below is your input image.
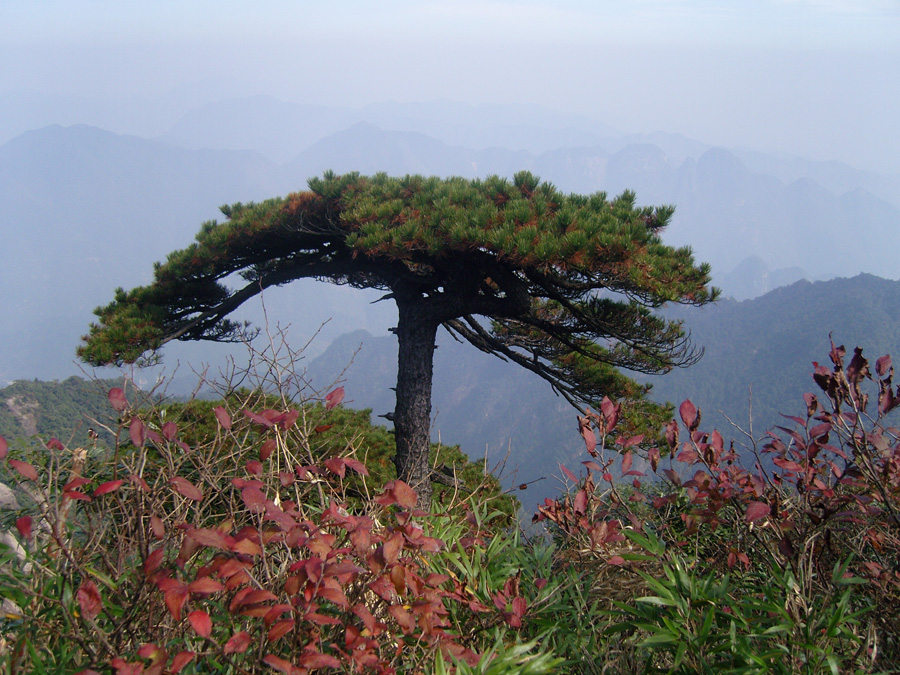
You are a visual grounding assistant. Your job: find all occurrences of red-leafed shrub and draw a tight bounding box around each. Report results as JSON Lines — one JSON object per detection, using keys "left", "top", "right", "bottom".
{"left": 0, "top": 338, "right": 521, "bottom": 674}
{"left": 530, "top": 339, "right": 900, "bottom": 672}
{"left": 7, "top": 335, "right": 900, "bottom": 673}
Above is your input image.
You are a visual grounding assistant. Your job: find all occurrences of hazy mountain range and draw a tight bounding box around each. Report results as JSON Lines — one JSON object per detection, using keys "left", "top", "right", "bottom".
{"left": 2, "top": 92, "right": 899, "bottom": 511}
{"left": 302, "top": 273, "right": 900, "bottom": 512}
{"left": 3, "top": 95, "right": 899, "bottom": 385}
{"left": 6, "top": 273, "right": 896, "bottom": 515}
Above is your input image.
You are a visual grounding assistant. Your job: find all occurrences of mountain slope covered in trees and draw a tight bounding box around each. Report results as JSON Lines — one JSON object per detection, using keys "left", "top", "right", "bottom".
{"left": 5, "top": 274, "right": 900, "bottom": 513}
{"left": 306, "top": 274, "right": 900, "bottom": 510}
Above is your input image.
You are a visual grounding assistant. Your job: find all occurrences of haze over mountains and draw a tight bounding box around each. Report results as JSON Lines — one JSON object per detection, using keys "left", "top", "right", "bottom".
{"left": 2, "top": 92, "right": 900, "bottom": 509}
{"left": 3, "top": 94, "right": 899, "bottom": 385}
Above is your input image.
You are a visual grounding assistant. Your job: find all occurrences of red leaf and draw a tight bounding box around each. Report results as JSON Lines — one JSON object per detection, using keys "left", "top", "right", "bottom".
{"left": 621, "top": 451, "right": 633, "bottom": 474}
{"left": 162, "top": 421, "right": 178, "bottom": 442}
{"left": 351, "top": 603, "right": 380, "bottom": 634}
{"left": 129, "top": 473, "right": 151, "bottom": 492}
{"left": 0, "top": 436, "right": 7, "bottom": 460}
{"left": 387, "top": 605, "right": 415, "bottom": 633}
{"left": 325, "top": 386, "right": 344, "bottom": 410}
{"left": 265, "top": 502, "right": 296, "bottom": 531}
{"left": 260, "top": 409, "right": 282, "bottom": 423}
{"left": 188, "top": 576, "right": 225, "bottom": 594}
{"left": 314, "top": 424, "right": 333, "bottom": 434}
{"left": 170, "top": 476, "right": 203, "bottom": 501}
{"left": 245, "top": 460, "right": 263, "bottom": 475}
{"left": 242, "top": 486, "right": 268, "bottom": 513}
{"left": 260, "top": 438, "right": 276, "bottom": 461}
{"left": 233, "top": 588, "right": 278, "bottom": 609}
{"left": 232, "top": 537, "right": 263, "bottom": 556}
{"left": 241, "top": 409, "right": 273, "bottom": 428}
{"left": 560, "top": 464, "right": 578, "bottom": 483}
{"left": 381, "top": 531, "right": 404, "bottom": 566}
{"left": 876, "top": 354, "right": 892, "bottom": 377}
{"left": 263, "top": 655, "right": 302, "bottom": 675}
{"left": 343, "top": 457, "right": 369, "bottom": 476}
{"left": 578, "top": 415, "right": 597, "bottom": 455}
{"left": 187, "top": 610, "right": 212, "bottom": 638}
{"left": 511, "top": 596, "right": 527, "bottom": 618}
{"left": 268, "top": 619, "right": 294, "bottom": 642}
{"left": 64, "top": 490, "right": 91, "bottom": 501}
{"left": 129, "top": 418, "right": 146, "bottom": 447}
{"left": 665, "top": 419, "right": 679, "bottom": 450}
{"left": 662, "top": 468, "right": 681, "bottom": 486}
{"left": 279, "top": 409, "right": 300, "bottom": 431}
{"left": 607, "top": 555, "right": 626, "bottom": 566}
{"left": 110, "top": 659, "right": 143, "bottom": 675}
{"left": 324, "top": 457, "right": 346, "bottom": 478}
{"left": 648, "top": 447, "right": 660, "bottom": 472}
{"left": 9, "top": 459, "right": 38, "bottom": 481}
{"left": 392, "top": 480, "right": 418, "bottom": 509}
{"left": 108, "top": 387, "right": 128, "bottom": 412}
{"left": 679, "top": 400, "right": 700, "bottom": 431}
{"left": 773, "top": 457, "right": 803, "bottom": 472}
{"left": 809, "top": 422, "right": 832, "bottom": 439}
{"left": 15, "top": 516, "right": 32, "bottom": 541}
{"left": 224, "top": 631, "right": 252, "bottom": 654}
{"left": 150, "top": 515, "right": 165, "bottom": 540}
{"left": 169, "top": 652, "right": 195, "bottom": 674}
{"left": 164, "top": 587, "right": 189, "bottom": 621}
{"left": 186, "top": 528, "right": 231, "bottom": 550}
{"left": 582, "top": 460, "right": 603, "bottom": 472}
{"left": 136, "top": 643, "right": 162, "bottom": 660}
{"left": 93, "top": 480, "right": 124, "bottom": 497}
{"left": 213, "top": 406, "right": 232, "bottom": 430}
{"left": 144, "top": 548, "right": 164, "bottom": 576}
{"left": 77, "top": 580, "right": 103, "bottom": 620}
{"left": 600, "top": 397, "right": 619, "bottom": 430}
{"left": 109, "top": 657, "right": 145, "bottom": 675}
{"left": 676, "top": 447, "right": 699, "bottom": 463}
{"left": 263, "top": 604, "right": 293, "bottom": 627}
{"left": 299, "top": 650, "right": 342, "bottom": 669}
{"left": 573, "top": 489, "right": 588, "bottom": 515}
{"left": 745, "top": 501, "right": 771, "bottom": 522}
{"left": 64, "top": 477, "right": 91, "bottom": 491}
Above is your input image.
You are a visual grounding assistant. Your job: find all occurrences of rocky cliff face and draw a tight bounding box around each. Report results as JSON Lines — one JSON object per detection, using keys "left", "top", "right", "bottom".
{"left": 4, "top": 396, "right": 39, "bottom": 436}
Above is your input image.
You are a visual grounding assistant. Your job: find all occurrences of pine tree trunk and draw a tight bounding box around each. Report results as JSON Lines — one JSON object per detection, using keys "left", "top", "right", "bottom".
{"left": 392, "top": 298, "right": 439, "bottom": 507}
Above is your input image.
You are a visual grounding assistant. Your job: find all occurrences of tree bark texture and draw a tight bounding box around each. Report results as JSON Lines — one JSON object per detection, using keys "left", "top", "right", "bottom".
{"left": 392, "top": 297, "right": 440, "bottom": 506}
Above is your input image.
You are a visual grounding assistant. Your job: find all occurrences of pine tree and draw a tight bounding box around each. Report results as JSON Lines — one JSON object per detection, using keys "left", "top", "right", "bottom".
{"left": 79, "top": 171, "right": 716, "bottom": 503}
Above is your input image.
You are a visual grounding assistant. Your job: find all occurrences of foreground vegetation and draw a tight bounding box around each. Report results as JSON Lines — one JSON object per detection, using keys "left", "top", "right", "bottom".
{"left": 2, "top": 338, "right": 900, "bottom": 673}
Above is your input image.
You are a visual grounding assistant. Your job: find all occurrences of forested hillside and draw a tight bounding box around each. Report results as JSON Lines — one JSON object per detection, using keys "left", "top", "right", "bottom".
{"left": 0, "top": 377, "right": 124, "bottom": 447}
{"left": 645, "top": 273, "right": 900, "bottom": 435}
{"left": 7, "top": 273, "right": 900, "bottom": 514}
{"left": 307, "top": 274, "right": 900, "bottom": 510}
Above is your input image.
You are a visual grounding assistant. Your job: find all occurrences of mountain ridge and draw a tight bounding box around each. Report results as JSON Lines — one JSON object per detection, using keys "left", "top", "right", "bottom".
{"left": 2, "top": 112, "right": 897, "bottom": 383}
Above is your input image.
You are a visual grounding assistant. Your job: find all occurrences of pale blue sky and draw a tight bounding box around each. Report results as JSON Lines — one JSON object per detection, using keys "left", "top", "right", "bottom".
{"left": 4, "top": 1, "right": 898, "bottom": 48}
{"left": 1, "top": 0, "right": 898, "bottom": 171}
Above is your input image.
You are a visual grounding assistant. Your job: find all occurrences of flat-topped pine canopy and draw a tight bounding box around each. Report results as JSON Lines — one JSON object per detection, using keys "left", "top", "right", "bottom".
{"left": 79, "top": 171, "right": 716, "bottom": 503}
